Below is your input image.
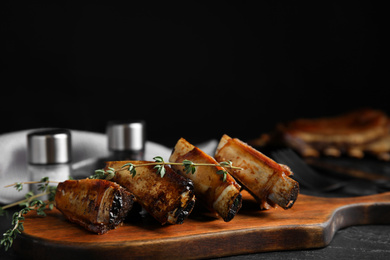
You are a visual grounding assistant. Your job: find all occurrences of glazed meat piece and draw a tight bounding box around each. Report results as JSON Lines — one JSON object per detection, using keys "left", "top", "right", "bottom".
{"left": 169, "top": 138, "right": 242, "bottom": 222}
{"left": 276, "top": 109, "right": 390, "bottom": 159}
{"left": 55, "top": 179, "right": 135, "bottom": 234}
{"left": 105, "top": 161, "right": 196, "bottom": 225}
{"left": 215, "top": 135, "right": 299, "bottom": 210}
{"left": 363, "top": 134, "right": 390, "bottom": 161}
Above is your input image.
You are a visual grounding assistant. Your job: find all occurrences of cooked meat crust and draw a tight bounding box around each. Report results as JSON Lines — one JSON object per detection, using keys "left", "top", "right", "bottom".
{"left": 215, "top": 135, "right": 299, "bottom": 210}
{"left": 105, "top": 161, "right": 196, "bottom": 225}
{"left": 55, "top": 179, "right": 135, "bottom": 234}
{"left": 170, "top": 138, "right": 242, "bottom": 222}
{"left": 252, "top": 109, "right": 390, "bottom": 160}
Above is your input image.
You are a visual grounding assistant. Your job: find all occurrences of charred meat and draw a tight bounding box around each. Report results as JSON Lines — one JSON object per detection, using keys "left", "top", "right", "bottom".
{"left": 215, "top": 135, "right": 299, "bottom": 210}
{"left": 55, "top": 179, "right": 135, "bottom": 234}
{"left": 170, "top": 138, "right": 242, "bottom": 222}
{"left": 105, "top": 161, "right": 196, "bottom": 225}
{"left": 253, "top": 109, "right": 390, "bottom": 160}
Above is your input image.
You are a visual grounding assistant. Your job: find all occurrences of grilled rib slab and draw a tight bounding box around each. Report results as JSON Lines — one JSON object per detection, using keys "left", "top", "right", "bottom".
{"left": 170, "top": 138, "right": 242, "bottom": 222}
{"left": 215, "top": 135, "right": 299, "bottom": 210}
{"left": 55, "top": 179, "right": 135, "bottom": 234}
{"left": 278, "top": 109, "right": 390, "bottom": 159}
{"left": 105, "top": 161, "right": 196, "bottom": 225}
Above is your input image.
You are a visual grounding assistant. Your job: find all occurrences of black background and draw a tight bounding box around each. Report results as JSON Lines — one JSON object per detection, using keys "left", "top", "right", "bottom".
{"left": 1, "top": 1, "right": 388, "bottom": 146}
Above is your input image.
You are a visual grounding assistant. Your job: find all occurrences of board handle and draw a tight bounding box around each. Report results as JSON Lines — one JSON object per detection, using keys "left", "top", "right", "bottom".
{"left": 328, "top": 191, "right": 390, "bottom": 207}
{"left": 318, "top": 191, "right": 390, "bottom": 246}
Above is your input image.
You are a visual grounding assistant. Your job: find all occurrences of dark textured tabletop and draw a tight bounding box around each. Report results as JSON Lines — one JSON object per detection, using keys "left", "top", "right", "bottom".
{"left": 212, "top": 225, "right": 390, "bottom": 260}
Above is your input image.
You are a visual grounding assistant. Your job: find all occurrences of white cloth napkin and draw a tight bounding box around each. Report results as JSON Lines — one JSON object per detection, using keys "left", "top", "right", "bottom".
{"left": 0, "top": 129, "right": 217, "bottom": 204}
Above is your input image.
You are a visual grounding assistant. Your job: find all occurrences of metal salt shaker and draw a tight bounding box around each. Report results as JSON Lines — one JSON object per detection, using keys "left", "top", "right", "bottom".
{"left": 27, "top": 129, "right": 71, "bottom": 197}
{"left": 106, "top": 120, "right": 146, "bottom": 161}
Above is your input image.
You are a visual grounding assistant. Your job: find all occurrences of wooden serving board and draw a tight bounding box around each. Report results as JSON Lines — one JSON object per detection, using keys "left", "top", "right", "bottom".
{"left": 14, "top": 191, "right": 390, "bottom": 260}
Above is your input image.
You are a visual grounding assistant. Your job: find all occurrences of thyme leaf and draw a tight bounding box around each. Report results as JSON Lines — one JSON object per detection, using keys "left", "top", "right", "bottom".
{"left": 14, "top": 183, "right": 23, "bottom": 192}
{"left": 216, "top": 170, "right": 228, "bottom": 182}
{"left": 153, "top": 164, "right": 166, "bottom": 178}
{"left": 89, "top": 167, "right": 116, "bottom": 180}
{"left": 121, "top": 163, "right": 137, "bottom": 177}
{"left": 1, "top": 178, "right": 57, "bottom": 251}
{"left": 183, "top": 160, "right": 196, "bottom": 174}
{"left": 91, "top": 157, "right": 243, "bottom": 182}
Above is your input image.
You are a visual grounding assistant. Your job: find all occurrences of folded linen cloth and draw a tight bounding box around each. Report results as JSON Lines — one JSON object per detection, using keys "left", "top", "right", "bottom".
{"left": 0, "top": 129, "right": 217, "bottom": 204}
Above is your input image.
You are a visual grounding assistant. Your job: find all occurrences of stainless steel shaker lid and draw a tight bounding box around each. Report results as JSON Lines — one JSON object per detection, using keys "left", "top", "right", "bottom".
{"left": 107, "top": 120, "right": 145, "bottom": 151}
{"left": 27, "top": 129, "right": 71, "bottom": 164}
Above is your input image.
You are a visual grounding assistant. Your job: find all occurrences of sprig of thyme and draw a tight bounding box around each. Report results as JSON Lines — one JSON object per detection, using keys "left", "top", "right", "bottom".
{"left": 90, "top": 167, "right": 116, "bottom": 181}
{"left": 0, "top": 177, "right": 57, "bottom": 251}
{"left": 91, "top": 156, "right": 243, "bottom": 182}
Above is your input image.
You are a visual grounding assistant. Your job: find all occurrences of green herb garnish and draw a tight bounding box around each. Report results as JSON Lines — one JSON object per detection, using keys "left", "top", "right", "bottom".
{"left": 0, "top": 178, "right": 58, "bottom": 251}
{"left": 90, "top": 156, "right": 242, "bottom": 181}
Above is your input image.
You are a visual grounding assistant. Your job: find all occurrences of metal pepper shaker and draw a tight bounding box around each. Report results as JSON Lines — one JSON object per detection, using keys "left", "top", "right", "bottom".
{"left": 27, "top": 129, "right": 71, "bottom": 194}
{"left": 106, "top": 120, "right": 146, "bottom": 161}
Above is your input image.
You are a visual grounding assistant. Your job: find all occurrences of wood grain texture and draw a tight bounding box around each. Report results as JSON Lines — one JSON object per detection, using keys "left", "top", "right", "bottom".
{"left": 14, "top": 191, "right": 390, "bottom": 260}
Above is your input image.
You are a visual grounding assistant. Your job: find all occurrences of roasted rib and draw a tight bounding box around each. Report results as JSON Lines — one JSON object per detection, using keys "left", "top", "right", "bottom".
{"left": 264, "top": 108, "right": 390, "bottom": 160}
{"left": 105, "top": 161, "right": 196, "bottom": 225}
{"left": 169, "top": 138, "right": 242, "bottom": 222}
{"left": 55, "top": 179, "right": 135, "bottom": 234}
{"left": 215, "top": 135, "right": 299, "bottom": 210}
